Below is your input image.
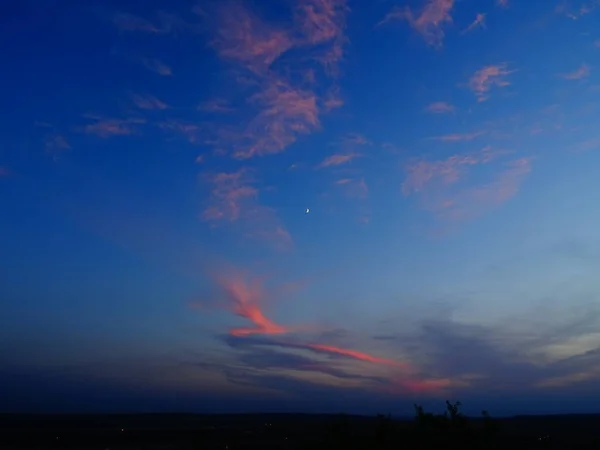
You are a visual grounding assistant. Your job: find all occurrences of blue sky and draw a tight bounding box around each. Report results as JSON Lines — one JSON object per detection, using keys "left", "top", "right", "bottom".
{"left": 2, "top": 0, "right": 600, "bottom": 416}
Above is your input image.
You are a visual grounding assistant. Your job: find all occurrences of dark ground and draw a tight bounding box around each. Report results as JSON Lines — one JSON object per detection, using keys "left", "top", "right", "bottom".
{"left": 2, "top": 410, "right": 600, "bottom": 449}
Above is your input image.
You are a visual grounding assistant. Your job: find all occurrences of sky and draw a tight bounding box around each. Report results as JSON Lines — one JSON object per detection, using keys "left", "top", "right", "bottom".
{"left": 1, "top": 0, "right": 600, "bottom": 417}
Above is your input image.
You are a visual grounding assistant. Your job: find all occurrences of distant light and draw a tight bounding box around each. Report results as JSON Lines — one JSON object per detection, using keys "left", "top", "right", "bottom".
{"left": 121, "top": 429, "right": 124, "bottom": 432}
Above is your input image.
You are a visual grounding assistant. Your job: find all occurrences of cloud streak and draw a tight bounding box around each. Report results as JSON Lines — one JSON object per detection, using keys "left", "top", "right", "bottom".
{"left": 132, "top": 94, "right": 169, "bottom": 110}
{"left": 425, "top": 101, "right": 455, "bottom": 114}
{"left": 462, "top": 13, "right": 486, "bottom": 34}
{"left": 82, "top": 116, "right": 146, "bottom": 138}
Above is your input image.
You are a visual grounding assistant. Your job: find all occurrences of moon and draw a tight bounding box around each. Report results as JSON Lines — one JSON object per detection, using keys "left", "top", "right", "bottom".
{"left": 305, "top": 208, "right": 310, "bottom": 214}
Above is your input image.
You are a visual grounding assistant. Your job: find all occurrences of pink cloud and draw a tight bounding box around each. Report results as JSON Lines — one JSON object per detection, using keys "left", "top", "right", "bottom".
{"left": 402, "top": 146, "right": 511, "bottom": 196}
{"left": 83, "top": 116, "right": 145, "bottom": 138}
{"left": 132, "top": 94, "right": 169, "bottom": 110}
{"left": 318, "top": 152, "right": 361, "bottom": 168}
{"left": 425, "top": 101, "right": 455, "bottom": 114}
{"left": 213, "top": 272, "right": 290, "bottom": 337}
{"left": 462, "top": 13, "right": 486, "bottom": 34}
{"left": 211, "top": 2, "right": 294, "bottom": 74}
{"left": 335, "top": 177, "right": 369, "bottom": 199}
{"left": 295, "top": 0, "right": 348, "bottom": 73}
{"left": 232, "top": 77, "right": 321, "bottom": 159}
{"left": 431, "top": 130, "right": 486, "bottom": 142}
{"left": 468, "top": 63, "right": 514, "bottom": 101}
{"left": 202, "top": 168, "right": 293, "bottom": 250}
{"left": 0, "top": 166, "right": 9, "bottom": 177}
{"left": 496, "top": 0, "right": 509, "bottom": 8}
{"left": 434, "top": 157, "right": 532, "bottom": 221}
{"left": 141, "top": 58, "right": 172, "bottom": 76}
{"left": 379, "top": 0, "right": 455, "bottom": 48}
{"left": 562, "top": 63, "right": 591, "bottom": 80}
{"left": 304, "top": 343, "right": 409, "bottom": 369}
{"left": 323, "top": 86, "right": 344, "bottom": 111}
{"left": 595, "top": 39, "right": 600, "bottom": 48}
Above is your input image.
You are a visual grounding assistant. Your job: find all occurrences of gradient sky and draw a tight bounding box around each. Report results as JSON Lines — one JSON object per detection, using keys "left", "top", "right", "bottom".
{"left": 2, "top": 0, "right": 600, "bottom": 417}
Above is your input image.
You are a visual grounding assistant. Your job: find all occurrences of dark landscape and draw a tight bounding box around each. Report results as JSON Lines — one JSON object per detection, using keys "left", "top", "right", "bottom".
{"left": 3, "top": 403, "right": 600, "bottom": 450}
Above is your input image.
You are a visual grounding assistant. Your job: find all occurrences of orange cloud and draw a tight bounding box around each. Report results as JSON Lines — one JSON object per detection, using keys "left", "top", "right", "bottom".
{"left": 562, "top": 63, "right": 591, "bottom": 80}
{"left": 468, "top": 63, "right": 514, "bottom": 102}
{"left": 425, "top": 101, "right": 455, "bottom": 114}
{"left": 305, "top": 343, "right": 410, "bottom": 368}
{"left": 462, "top": 13, "right": 486, "bottom": 34}
{"left": 215, "top": 272, "right": 290, "bottom": 337}
{"left": 379, "top": 0, "right": 455, "bottom": 48}
{"left": 132, "top": 94, "right": 169, "bottom": 110}
{"left": 83, "top": 116, "right": 145, "bottom": 138}
{"left": 141, "top": 58, "right": 172, "bottom": 76}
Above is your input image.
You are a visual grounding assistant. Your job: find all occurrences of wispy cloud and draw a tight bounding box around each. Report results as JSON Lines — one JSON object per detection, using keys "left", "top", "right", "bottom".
{"left": 468, "top": 63, "right": 514, "bottom": 102}
{"left": 198, "top": 98, "right": 233, "bottom": 113}
{"left": 430, "top": 131, "right": 486, "bottom": 142}
{"left": 318, "top": 152, "right": 361, "bottom": 168}
{"left": 140, "top": 57, "right": 172, "bottom": 76}
{"left": 82, "top": 115, "right": 146, "bottom": 138}
{"left": 216, "top": 272, "right": 290, "bottom": 337}
{"left": 113, "top": 12, "right": 163, "bottom": 33}
{"left": 425, "top": 101, "right": 455, "bottom": 114}
{"left": 403, "top": 148, "right": 527, "bottom": 222}
{"left": 304, "top": 343, "right": 409, "bottom": 368}
{"left": 402, "top": 146, "right": 505, "bottom": 196}
{"left": 204, "top": 0, "right": 348, "bottom": 161}
{"left": 462, "top": 13, "right": 486, "bottom": 34}
{"left": 0, "top": 166, "right": 9, "bottom": 177}
{"left": 437, "top": 157, "right": 532, "bottom": 221}
{"left": 211, "top": 2, "right": 294, "bottom": 75}
{"left": 496, "top": 0, "right": 509, "bottom": 8}
{"left": 44, "top": 134, "right": 71, "bottom": 155}
{"left": 295, "top": 0, "right": 348, "bottom": 74}
{"left": 158, "top": 120, "right": 201, "bottom": 144}
{"left": 335, "top": 177, "right": 369, "bottom": 199}
{"left": 202, "top": 168, "right": 293, "bottom": 250}
{"left": 595, "top": 39, "right": 600, "bottom": 48}
{"left": 132, "top": 94, "right": 169, "bottom": 110}
{"left": 378, "top": 0, "right": 455, "bottom": 48}
{"left": 561, "top": 63, "right": 591, "bottom": 80}
{"left": 556, "top": 1, "right": 600, "bottom": 20}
